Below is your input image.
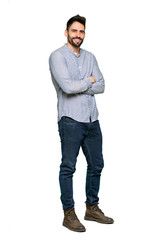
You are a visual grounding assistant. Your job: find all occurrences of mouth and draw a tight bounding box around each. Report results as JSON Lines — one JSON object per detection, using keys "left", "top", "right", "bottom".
{"left": 73, "top": 38, "right": 82, "bottom": 44}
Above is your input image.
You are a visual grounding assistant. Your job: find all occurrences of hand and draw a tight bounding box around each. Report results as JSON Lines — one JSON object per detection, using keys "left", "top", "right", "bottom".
{"left": 90, "top": 76, "right": 95, "bottom": 84}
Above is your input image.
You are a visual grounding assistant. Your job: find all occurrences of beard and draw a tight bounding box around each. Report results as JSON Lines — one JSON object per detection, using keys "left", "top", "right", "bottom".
{"left": 68, "top": 35, "right": 84, "bottom": 48}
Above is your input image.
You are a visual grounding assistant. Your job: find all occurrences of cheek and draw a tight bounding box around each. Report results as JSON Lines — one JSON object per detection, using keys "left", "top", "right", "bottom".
{"left": 81, "top": 34, "right": 85, "bottom": 39}
{"left": 68, "top": 33, "right": 75, "bottom": 39}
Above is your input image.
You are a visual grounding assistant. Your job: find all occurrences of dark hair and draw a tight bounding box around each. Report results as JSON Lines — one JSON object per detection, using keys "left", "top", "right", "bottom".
{"left": 66, "top": 14, "right": 86, "bottom": 31}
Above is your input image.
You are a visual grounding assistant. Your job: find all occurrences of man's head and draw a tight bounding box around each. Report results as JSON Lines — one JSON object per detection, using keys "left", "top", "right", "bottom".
{"left": 65, "top": 15, "right": 86, "bottom": 48}
{"left": 66, "top": 15, "right": 86, "bottom": 31}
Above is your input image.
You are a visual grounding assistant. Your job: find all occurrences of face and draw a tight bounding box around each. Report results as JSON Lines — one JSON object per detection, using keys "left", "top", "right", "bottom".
{"left": 65, "top": 21, "right": 85, "bottom": 48}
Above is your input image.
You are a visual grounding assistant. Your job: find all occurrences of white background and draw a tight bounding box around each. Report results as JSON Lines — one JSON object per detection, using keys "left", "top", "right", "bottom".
{"left": 0, "top": 0, "right": 160, "bottom": 239}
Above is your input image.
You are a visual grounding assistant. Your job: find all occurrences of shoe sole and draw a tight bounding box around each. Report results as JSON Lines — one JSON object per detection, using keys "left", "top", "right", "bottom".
{"left": 63, "top": 223, "right": 86, "bottom": 232}
{"left": 84, "top": 216, "right": 114, "bottom": 224}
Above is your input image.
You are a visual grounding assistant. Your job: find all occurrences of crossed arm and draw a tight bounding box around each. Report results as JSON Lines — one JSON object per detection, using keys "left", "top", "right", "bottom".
{"left": 49, "top": 51, "right": 105, "bottom": 95}
{"left": 84, "top": 55, "right": 105, "bottom": 95}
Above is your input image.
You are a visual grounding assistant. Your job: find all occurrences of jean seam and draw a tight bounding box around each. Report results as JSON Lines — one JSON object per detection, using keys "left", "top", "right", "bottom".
{"left": 83, "top": 141, "right": 93, "bottom": 204}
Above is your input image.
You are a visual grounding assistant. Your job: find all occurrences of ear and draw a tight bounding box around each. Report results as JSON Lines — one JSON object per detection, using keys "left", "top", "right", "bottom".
{"left": 64, "top": 30, "right": 68, "bottom": 37}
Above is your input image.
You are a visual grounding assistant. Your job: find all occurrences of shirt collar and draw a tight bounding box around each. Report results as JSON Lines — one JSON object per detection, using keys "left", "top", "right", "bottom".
{"left": 64, "top": 43, "right": 83, "bottom": 57}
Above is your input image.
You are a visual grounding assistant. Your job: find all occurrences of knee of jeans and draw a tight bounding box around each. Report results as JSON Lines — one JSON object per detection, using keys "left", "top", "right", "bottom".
{"left": 96, "top": 159, "right": 104, "bottom": 173}
{"left": 60, "top": 162, "right": 76, "bottom": 175}
{"left": 101, "top": 161, "right": 104, "bottom": 171}
{"left": 90, "top": 162, "right": 104, "bottom": 176}
{"left": 98, "top": 163, "right": 104, "bottom": 173}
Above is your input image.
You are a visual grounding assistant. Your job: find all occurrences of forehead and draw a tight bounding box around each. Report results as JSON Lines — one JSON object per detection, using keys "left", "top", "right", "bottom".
{"left": 69, "top": 21, "right": 85, "bottom": 31}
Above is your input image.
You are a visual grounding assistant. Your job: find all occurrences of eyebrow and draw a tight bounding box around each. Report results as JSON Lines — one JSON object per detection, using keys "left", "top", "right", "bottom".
{"left": 71, "top": 29, "right": 85, "bottom": 33}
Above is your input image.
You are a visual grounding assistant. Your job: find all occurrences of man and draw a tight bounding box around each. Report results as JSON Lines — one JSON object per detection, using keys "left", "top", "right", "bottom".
{"left": 49, "top": 15, "right": 114, "bottom": 232}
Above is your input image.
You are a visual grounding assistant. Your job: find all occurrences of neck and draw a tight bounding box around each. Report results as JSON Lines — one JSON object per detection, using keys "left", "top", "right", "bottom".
{"left": 67, "top": 42, "right": 80, "bottom": 56}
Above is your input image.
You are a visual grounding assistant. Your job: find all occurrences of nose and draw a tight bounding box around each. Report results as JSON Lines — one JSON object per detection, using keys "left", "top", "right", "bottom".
{"left": 76, "top": 31, "right": 81, "bottom": 37}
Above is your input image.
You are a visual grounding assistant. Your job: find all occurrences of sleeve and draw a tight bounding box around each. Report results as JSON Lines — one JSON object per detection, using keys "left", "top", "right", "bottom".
{"left": 84, "top": 55, "right": 105, "bottom": 95}
{"left": 49, "top": 51, "right": 92, "bottom": 95}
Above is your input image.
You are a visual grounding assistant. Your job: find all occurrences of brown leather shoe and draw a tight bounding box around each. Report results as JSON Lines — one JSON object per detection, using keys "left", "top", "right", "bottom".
{"left": 84, "top": 204, "right": 114, "bottom": 224}
{"left": 63, "top": 207, "right": 86, "bottom": 232}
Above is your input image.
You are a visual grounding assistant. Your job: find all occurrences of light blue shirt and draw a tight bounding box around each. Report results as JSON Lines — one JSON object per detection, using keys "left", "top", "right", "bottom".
{"left": 49, "top": 44, "right": 105, "bottom": 122}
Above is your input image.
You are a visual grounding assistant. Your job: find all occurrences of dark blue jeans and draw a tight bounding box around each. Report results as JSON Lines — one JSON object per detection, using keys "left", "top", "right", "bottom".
{"left": 58, "top": 117, "right": 104, "bottom": 210}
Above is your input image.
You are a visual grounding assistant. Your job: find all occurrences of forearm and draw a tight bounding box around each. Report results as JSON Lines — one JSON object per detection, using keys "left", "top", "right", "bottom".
{"left": 84, "top": 77, "right": 105, "bottom": 95}
{"left": 52, "top": 74, "right": 92, "bottom": 95}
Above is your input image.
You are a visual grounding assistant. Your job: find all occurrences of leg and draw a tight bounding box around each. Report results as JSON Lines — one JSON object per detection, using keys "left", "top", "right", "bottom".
{"left": 81, "top": 120, "right": 104, "bottom": 205}
{"left": 58, "top": 117, "right": 83, "bottom": 210}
